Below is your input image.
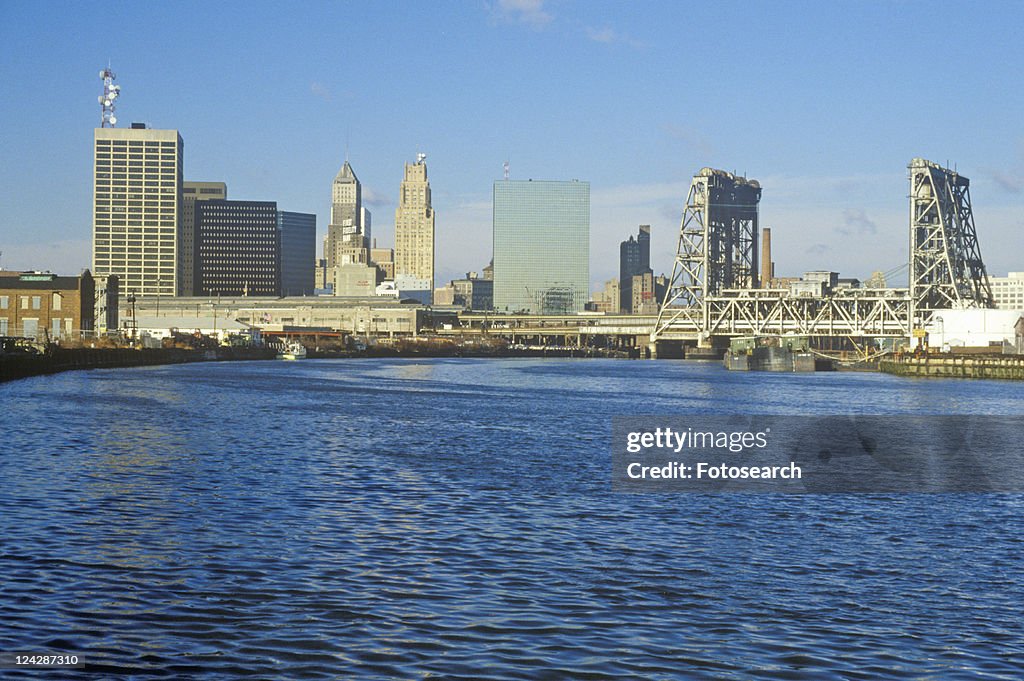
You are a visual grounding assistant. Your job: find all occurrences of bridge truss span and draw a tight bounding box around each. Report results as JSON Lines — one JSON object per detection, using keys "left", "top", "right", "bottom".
{"left": 652, "top": 159, "right": 992, "bottom": 348}
{"left": 702, "top": 289, "right": 911, "bottom": 338}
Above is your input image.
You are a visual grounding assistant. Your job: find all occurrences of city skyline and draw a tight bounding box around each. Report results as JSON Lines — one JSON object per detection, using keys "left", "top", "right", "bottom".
{"left": 2, "top": 2, "right": 1024, "bottom": 291}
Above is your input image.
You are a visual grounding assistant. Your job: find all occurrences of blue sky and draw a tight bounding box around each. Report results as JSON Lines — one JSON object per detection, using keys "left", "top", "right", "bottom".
{"left": 1, "top": 0, "right": 1022, "bottom": 290}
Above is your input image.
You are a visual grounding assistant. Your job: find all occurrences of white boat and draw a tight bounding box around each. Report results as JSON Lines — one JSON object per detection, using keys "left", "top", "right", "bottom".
{"left": 277, "top": 341, "right": 307, "bottom": 360}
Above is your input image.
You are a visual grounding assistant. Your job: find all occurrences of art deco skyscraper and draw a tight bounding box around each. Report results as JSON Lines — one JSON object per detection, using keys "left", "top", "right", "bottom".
{"left": 325, "top": 161, "right": 370, "bottom": 267}
{"left": 92, "top": 125, "right": 183, "bottom": 296}
{"left": 394, "top": 154, "right": 435, "bottom": 291}
{"left": 619, "top": 224, "right": 652, "bottom": 313}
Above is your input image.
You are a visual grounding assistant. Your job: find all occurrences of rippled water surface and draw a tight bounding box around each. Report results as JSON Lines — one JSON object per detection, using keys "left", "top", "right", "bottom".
{"left": 2, "top": 358, "right": 1023, "bottom": 679}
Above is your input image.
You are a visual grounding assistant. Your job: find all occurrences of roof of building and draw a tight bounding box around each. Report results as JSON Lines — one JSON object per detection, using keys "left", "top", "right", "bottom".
{"left": 0, "top": 271, "right": 89, "bottom": 290}
{"left": 334, "top": 160, "right": 358, "bottom": 184}
{"left": 133, "top": 316, "right": 251, "bottom": 331}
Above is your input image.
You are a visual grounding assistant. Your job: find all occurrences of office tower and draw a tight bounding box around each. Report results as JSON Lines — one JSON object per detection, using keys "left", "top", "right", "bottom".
{"left": 449, "top": 273, "right": 494, "bottom": 311}
{"left": 180, "top": 181, "right": 227, "bottom": 296}
{"left": 325, "top": 161, "right": 370, "bottom": 267}
{"left": 619, "top": 224, "right": 651, "bottom": 313}
{"left": 493, "top": 179, "right": 590, "bottom": 314}
{"left": 371, "top": 247, "right": 395, "bottom": 282}
{"left": 278, "top": 211, "right": 317, "bottom": 296}
{"left": 195, "top": 200, "right": 279, "bottom": 296}
{"left": 314, "top": 259, "right": 330, "bottom": 291}
{"left": 92, "top": 125, "right": 183, "bottom": 296}
{"left": 394, "top": 154, "right": 435, "bottom": 300}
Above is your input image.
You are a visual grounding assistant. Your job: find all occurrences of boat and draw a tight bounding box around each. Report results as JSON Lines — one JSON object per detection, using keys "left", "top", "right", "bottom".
{"left": 723, "top": 335, "right": 828, "bottom": 372}
{"left": 277, "top": 341, "right": 307, "bottom": 360}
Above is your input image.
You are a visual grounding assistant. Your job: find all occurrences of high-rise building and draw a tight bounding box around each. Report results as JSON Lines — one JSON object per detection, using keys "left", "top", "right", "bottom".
{"left": 180, "top": 181, "right": 227, "bottom": 296}
{"left": 493, "top": 179, "right": 590, "bottom": 314}
{"left": 325, "top": 161, "right": 370, "bottom": 268}
{"left": 195, "top": 200, "right": 279, "bottom": 296}
{"left": 92, "top": 125, "right": 183, "bottom": 297}
{"left": 630, "top": 272, "right": 668, "bottom": 315}
{"left": 394, "top": 154, "right": 435, "bottom": 300}
{"left": 619, "top": 224, "right": 651, "bottom": 313}
{"left": 278, "top": 211, "right": 317, "bottom": 296}
{"left": 314, "top": 258, "right": 330, "bottom": 292}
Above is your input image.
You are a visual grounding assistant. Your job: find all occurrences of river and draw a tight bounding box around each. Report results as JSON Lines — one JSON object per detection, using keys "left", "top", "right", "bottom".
{"left": 2, "top": 358, "right": 1022, "bottom": 678}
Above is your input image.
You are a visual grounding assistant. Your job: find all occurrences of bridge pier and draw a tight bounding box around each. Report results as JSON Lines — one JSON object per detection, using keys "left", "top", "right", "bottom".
{"left": 647, "top": 340, "right": 685, "bottom": 359}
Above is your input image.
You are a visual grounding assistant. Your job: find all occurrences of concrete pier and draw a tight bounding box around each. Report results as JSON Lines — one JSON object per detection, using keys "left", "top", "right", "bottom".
{"left": 880, "top": 354, "right": 1024, "bottom": 380}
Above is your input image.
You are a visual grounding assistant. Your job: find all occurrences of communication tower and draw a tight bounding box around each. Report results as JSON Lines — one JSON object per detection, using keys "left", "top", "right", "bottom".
{"left": 98, "top": 66, "right": 120, "bottom": 127}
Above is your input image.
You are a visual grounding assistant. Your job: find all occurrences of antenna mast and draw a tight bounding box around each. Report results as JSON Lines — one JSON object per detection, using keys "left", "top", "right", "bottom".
{"left": 98, "top": 66, "right": 120, "bottom": 127}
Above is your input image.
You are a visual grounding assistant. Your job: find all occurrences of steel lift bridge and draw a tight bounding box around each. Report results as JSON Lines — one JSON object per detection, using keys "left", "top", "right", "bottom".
{"left": 650, "top": 159, "right": 995, "bottom": 356}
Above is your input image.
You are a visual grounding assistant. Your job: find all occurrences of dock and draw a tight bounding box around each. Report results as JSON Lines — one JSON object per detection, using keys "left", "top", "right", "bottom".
{"left": 880, "top": 354, "right": 1024, "bottom": 380}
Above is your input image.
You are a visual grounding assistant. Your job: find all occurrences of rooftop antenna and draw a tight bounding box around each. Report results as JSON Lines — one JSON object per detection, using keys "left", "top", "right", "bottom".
{"left": 417, "top": 152, "right": 427, "bottom": 164}
{"left": 98, "top": 64, "right": 120, "bottom": 127}
{"left": 503, "top": 160, "right": 510, "bottom": 180}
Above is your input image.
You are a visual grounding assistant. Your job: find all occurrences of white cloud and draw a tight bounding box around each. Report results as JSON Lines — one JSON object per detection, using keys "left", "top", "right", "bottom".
{"left": 310, "top": 82, "right": 331, "bottom": 101}
{"left": 584, "top": 25, "right": 644, "bottom": 48}
{"left": 362, "top": 186, "right": 392, "bottom": 208}
{"left": 490, "top": 0, "right": 553, "bottom": 29}
{"left": 839, "top": 207, "right": 878, "bottom": 235}
{"left": 585, "top": 26, "right": 616, "bottom": 43}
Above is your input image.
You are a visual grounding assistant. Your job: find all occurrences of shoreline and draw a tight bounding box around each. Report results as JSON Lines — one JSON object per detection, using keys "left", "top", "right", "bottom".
{"left": 9, "top": 345, "right": 1022, "bottom": 385}
{"left": 0, "top": 345, "right": 637, "bottom": 383}
{"left": 0, "top": 346, "right": 276, "bottom": 383}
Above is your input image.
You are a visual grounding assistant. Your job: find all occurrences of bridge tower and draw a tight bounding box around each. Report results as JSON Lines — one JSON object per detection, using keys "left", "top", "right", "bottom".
{"left": 652, "top": 168, "right": 761, "bottom": 342}
{"left": 908, "top": 158, "right": 994, "bottom": 326}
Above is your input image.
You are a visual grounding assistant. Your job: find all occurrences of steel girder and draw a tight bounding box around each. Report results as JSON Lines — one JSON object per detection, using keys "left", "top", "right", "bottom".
{"left": 909, "top": 159, "right": 994, "bottom": 325}
{"left": 653, "top": 168, "right": 761, "bottom": 341}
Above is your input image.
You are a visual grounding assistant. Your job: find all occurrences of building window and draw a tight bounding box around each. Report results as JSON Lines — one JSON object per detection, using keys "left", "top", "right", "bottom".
{"left": 53, "top": 293, "right": 62, "bottom": 311}
{"left": 0, "top": 318, "right": 7, "bottom": 335}
{"left": 32, "top": 296, "right": 41, "bottom": 310}
{"left": 21, "top": 296, "right": 28, "bottom": 309}
{"left": 0, "top": 295, "right": 7, "bottom": 309}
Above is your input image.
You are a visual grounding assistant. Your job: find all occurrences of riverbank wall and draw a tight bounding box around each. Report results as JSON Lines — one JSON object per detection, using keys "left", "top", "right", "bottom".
{"left": 879, "top": 354, "right": 1024, "bottom": 380}
{"left": 1, "top": 346, "right": 275, "bottom": 383}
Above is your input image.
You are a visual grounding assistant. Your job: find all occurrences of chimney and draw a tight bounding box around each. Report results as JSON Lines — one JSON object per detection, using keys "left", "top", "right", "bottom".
{"left": 761, "top": 227, "right": 773, "bottom": 287}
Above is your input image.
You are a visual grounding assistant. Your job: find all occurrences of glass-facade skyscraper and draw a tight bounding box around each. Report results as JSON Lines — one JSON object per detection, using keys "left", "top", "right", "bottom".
{"left": 493, "top": 179, "right": 590, "bottom": 314}
{"left": 278, "top": 210, "right": 317, "bottom": 296}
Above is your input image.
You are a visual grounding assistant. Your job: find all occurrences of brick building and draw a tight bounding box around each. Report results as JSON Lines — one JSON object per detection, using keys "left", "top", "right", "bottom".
{"left": 0, "top": 271, "right": 96, "bottom": 341}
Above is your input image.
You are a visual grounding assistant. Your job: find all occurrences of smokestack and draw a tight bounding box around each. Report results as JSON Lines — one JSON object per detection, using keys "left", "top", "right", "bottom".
{"left": 761, "top": 227, "right": 773, "bottom": 287}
